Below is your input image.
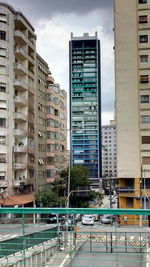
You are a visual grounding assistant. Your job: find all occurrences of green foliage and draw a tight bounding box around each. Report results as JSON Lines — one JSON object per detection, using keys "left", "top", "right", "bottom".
{"left": 35, "top": 188, "right": 65, "bottom": 207}
{"left": 59, "top": 165, "right": 89, "bottom": 191}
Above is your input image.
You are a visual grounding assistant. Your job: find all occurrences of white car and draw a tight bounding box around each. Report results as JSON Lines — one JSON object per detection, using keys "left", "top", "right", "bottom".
{"left": 82, "top": 215, "right": 94, "bottom": 226}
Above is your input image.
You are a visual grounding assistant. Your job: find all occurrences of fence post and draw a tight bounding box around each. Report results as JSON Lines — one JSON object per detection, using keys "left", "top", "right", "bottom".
{"left": 90, "top": 233, "right": 92, "bottom": 252}
{"left": 22, "top": 212, "right": 26, "bottom": 267}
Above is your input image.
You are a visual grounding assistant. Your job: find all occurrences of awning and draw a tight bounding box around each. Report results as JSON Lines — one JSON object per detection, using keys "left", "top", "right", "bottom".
{"left": 0, "top": 193, "right": 34, "bottom": 206}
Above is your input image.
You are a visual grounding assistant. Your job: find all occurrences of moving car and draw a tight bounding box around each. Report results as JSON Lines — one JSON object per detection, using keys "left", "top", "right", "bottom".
{"left": 82, "top": 215, "right": 94, "bottom": 226}
{"left": 101, "top": 214, "right": 114, "bottom": 224}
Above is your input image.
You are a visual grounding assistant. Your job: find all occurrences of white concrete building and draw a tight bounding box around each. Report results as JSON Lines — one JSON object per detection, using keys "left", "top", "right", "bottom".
{"left": 102, "top": 120, "right": 117, "bottom": 178}
{"left": 0, "top": 2, "right": 36, "bottom": 198}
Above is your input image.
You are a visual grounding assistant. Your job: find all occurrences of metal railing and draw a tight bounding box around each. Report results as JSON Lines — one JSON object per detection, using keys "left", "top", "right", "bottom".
{"left": 0, "top": 208, "right": 149, "bottom": 266}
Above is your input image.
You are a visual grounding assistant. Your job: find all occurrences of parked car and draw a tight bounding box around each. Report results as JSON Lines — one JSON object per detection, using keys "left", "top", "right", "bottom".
{"left": 47, "top": 214, "right": 64, "bottom": 224}
{"left": 82, "top": 215, "right": 94, "bottom": 226}
{"left": 101, "top": 214, "right": 114, "bottom": 224}
{"left": 47, "top": 214, "right": 57, "bottom": 224}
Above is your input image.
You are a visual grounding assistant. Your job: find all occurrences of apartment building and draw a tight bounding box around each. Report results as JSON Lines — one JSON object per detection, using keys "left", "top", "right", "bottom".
{"left": 0, "top": 3, "right": 36, "bottom": 201}
{"left": 46, "top": 78, "right": 67, "bottom": 185}
{"left": 114, "top": 0, "right": 150, "bottom": 223}
{"left": 35, "top": 54, "right": 49, "bottom": 192}
{"left": 0, "top": 2, "right": 67, "bottom": 205}
{"left": 102, "top": 120, "right": 117, "bottom": 178}
{"left": 69, "top": 32, "right": 102, "bottom": 190}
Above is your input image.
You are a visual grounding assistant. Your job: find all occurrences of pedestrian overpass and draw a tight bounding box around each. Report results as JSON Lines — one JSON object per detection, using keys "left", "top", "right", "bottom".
{"left": 0, "top": 207, "right": 149, "bottom": 266}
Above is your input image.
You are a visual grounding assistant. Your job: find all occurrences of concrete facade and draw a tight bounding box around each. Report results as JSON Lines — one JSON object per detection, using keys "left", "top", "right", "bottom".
{"left": 114, "top": 0, "right": 150, "bottom": 218}
{"left": 0, "top": 2, "right": 68, "bottom": 200}
{"left": 102, "top": 120, "right": 117, "bottom": 178}
{"left": 46, "top": 78, "right": 67, "bottom": 184}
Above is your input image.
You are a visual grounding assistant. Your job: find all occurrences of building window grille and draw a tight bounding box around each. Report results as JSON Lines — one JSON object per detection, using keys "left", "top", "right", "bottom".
{"left": 139, "top": 35, "right": 148, "bottom": 43}
{"left": 139, "top": 15, "right": 147, "bottom": 23}
{"left": 140, "top": 75, "right": 149, "bottom": 83}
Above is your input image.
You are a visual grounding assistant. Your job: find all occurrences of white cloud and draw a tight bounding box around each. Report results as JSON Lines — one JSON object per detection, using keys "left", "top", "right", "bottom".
{"left": 102, "top": 112, "right": 114, "bottom": 125}
{"left": 35, "top": 10, "right": 114, "bottom": 121}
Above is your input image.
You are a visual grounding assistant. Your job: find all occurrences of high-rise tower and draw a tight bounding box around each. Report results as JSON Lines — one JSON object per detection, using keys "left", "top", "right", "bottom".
{"left": 69, "top": 32, "right": 101, "bottom": 190}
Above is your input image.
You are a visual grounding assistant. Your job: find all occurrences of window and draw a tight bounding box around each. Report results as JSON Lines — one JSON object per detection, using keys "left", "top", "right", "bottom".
{"left": 0, "top": 65, "right": 6, "bottom": 75}
{"left": 0, "top": 118, "right": 6, "bottom": 127}
{"left": 140, "top": 75, "right": 149, "bottom": 83}
{"left": 0, "top": 48, "right": 6, "bottom": 58}
{"left": 0, "top": 136, "right": 6, "bottom": 144}
{"left": 140, "top": 55, "right": 148, "bottom": 62}
{"left": 126, "top": 198, "right": 133, "bottom": 208}
{"left": 139, "top": 0, "right": 147, "bottom": 3}
{"left": 0, "top": 31, "right": 6, "bottom": 40}
{"left": 141, "top": 115, "right": 150, "bottom": 123}
{"left": 141, "top": 95, "right": 149, "bottom": 103}
{"left": 139, "top": 35, "right": 148, "bottom": 43}
{"left": 0, "top": 171, "right": 5, "bottom": 180}
{"left": 0, "top": 84, "right": 6, "bottom": 92}
{"left": 139, "top": 15, "right": 147, "bottom": 23}
{"left": 142, "top": 136, "right": 150, "bottom": 144}
{"left": 0, "top": 14, "right": 6, "bottom": 23}
{"left": 0, "top": 153, "right": 6, "bottom": 163}
{"left": 0, "top": 100, "right": 7, "bottom": 109}
{"left": 142, "top": 157, "right": 150, "bottom": 164}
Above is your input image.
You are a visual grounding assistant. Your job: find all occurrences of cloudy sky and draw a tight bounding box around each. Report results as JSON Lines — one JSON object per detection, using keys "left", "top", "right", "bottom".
{"left": 7, "top": 0, "right": 114, "bottom": 124}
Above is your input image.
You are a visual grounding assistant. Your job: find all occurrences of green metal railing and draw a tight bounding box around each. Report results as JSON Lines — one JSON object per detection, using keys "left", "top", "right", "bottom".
{"left": 0, "top": 208, "right": 149, "bottom": 266}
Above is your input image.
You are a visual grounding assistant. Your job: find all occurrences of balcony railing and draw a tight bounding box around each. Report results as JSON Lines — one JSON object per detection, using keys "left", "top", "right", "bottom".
{"left": 14, "top": 63, "right": 28, "bottom": 76}
{"left": 14, "top": 79, "right": 28, "bottom": 91}
{"left": 118, "top": 187, "right": 134, "bottom": 193}
{"left": 14, "top": 163, "right": 28, "bottom": 169}
{"left": 13, "top": 145, "right": 28, "bottom": 153}
{"left": 13, "top": 129, "right": 28, "bottom": 136}
{"left": 14, "top": 96, "right": 28, "bottom": 106}
{"left": 13, "top": 178, "right": 34, "bottom": 187}
{"left": 14, "top": 112, "right": 28, "bottom": 121}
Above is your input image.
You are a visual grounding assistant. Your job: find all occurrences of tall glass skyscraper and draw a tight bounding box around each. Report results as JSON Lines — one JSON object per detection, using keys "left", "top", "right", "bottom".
{"left": 69, "top": 32, "right": 102, "bottom": 189}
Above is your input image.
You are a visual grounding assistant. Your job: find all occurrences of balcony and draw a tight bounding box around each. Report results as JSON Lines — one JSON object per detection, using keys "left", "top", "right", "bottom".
{"left": 14, "top": 63, "right": 28, "bottom": 76}
{"left": 14, "top": 96, "right": 27, "bottom": 106}
{"left": 118, "top": 187, "right": 134, "bottom": 193}
{"left": 14, "top": 79, "right": 28, "bottom": 91}
{"left": 0, "top": 181, "right": 8, "bottom": 187}
{"left": 13, "top": 129, "right": 28, "bottom": 137}
{"left": 13, "top": 146, "right": 28, "bottom": 153}
{"left": 14, "top": 163, "right": 27, "bottom": 169}
{"left": 14, "top": 46, "right": 27, "bottom": 60}
{"left": 14, "top": 112, "right": 27, "bottom": 122}
{"left": 13, "top": 178, "right": 34, "bottom": 187}
{"left": 14, "top": 30, "right": 27, "bottom": 45}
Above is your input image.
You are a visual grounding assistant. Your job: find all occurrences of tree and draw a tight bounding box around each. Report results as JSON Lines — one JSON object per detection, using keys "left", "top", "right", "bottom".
{"left": 35, "top": 188, "right": 65, "bottom": 207}
{"left": 59, "top": 165, "right": 92, "bottom": 207}
{"left": 59, "top": 165, "right": 89, "bottom": 191}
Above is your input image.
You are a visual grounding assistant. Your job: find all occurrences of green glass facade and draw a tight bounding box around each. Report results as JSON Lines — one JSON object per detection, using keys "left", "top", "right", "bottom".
{"left": 69, "top": 33, "right": 102, "bottom": 188}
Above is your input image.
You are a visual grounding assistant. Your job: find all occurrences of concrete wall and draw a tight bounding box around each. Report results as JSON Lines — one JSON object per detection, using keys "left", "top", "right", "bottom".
{"left": 114, "top": 0, "right": 141, "bottom": 178}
